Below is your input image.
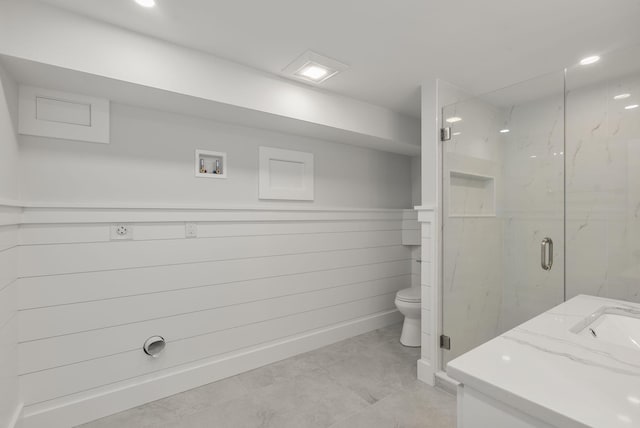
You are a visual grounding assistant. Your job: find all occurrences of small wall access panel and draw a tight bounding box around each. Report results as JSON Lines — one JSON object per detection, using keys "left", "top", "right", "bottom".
{"left": 195, "top": 149, "right": 227, "bottom": 179}
{"left": 259, "top": 147, "right": 314, "bottom": 200}
{"left": 18, "top": 85, "right": 110, "bottom": 144}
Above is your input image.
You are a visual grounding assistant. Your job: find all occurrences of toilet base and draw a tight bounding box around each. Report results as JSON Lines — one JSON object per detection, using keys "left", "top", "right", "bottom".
{"left": 400, "top": 316, "right": 421, "bottom": 347}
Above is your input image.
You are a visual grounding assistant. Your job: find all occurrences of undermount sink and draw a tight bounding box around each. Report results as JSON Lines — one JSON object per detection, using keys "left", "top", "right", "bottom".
{"left": 570, "top": 306, "right": 640, "bottom": 351}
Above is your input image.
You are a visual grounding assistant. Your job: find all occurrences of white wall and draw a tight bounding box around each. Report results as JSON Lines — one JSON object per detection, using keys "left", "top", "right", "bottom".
{"left": 19, "top": 103, "right": 412, "bottom": 209}
{"left": 0, "top": 4, "right": 419, "bottom": 425}
{"left": 12, "top": 76, "right": 415, "bottom": 427}
{"left": 0, "top": 64, "right": 22, "bottom": 427}
{"left": 0, "top": 0, "right": 419, "bottom": 151}
{"left": 411, "top": 156, "right": 421, "bottom": 207}
{"left": 0, "top": 62, "right": 19, "bottom": 201}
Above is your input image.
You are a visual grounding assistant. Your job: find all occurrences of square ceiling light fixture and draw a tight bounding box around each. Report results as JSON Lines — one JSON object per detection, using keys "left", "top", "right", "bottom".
{"left": 283, "top": 50, "right": 348, "bottom": 84}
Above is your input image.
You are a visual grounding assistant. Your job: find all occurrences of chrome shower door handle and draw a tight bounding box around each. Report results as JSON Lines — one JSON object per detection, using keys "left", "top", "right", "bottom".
{"left": 541, "top": 237, "right": 553, "bottom": 271}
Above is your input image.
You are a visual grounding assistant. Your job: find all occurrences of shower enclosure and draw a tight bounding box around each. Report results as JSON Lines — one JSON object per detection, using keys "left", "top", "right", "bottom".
{"left": 440, "top": 44, "right": 640, "bottom": 366}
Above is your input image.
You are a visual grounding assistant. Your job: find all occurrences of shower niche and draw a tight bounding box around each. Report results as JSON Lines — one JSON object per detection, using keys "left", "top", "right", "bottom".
{"left": 448, "top": 171, "right": 495, "bottom": 217}
{"left": 445, "top": 153, "right": 497, "bottom": 218}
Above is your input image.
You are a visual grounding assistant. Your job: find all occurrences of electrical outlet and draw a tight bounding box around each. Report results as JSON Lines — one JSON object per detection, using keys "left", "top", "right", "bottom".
{"left": 185, "top": 222, "right": 198, "bottom": 238}
{"left": 110, "top": 224, "right": 133, "bottom": 240}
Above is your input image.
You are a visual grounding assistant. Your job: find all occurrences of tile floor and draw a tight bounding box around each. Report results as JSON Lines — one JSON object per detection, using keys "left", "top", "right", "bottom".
{"left": 80, "top": 323, "right": 456, "bottom": 428}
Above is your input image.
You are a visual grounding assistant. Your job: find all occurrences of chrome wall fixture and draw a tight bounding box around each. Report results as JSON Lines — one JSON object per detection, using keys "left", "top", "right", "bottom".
{"left": 143, "top": 336, "right": 166, "bottom": 357}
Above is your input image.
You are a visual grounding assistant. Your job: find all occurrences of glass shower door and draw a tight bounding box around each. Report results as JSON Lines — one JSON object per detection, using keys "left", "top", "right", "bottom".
{"left": 441, "top": 73, "right": 566, "bottom": 366}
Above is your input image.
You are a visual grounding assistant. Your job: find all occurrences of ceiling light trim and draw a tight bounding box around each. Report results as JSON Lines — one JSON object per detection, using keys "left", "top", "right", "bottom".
{"left": 613, "top": 93, "right": 631, "bottom": 100}
{"left": 579, "top": 55, "right": 600, "bottom": 66}
{"left": 283, "top": 50, "right": 348, "bottom": 85}
{"left": 134, "top": 0, "right": 156, "bottom": 8}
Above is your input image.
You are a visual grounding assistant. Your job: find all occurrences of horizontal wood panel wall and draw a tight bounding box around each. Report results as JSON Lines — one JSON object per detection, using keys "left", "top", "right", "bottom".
{"left": 16, "top": 207, "right": 411, "bottom": 425}
{"left": 0, "top": 205, "right": 21, "bottom": 428}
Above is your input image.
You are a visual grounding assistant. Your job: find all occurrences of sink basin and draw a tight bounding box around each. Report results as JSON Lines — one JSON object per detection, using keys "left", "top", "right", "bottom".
{"left": 570, "top": 306, "right": 640, "bottom": 351}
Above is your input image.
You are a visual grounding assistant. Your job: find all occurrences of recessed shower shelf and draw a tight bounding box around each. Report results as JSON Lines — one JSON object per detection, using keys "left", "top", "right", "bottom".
{"left": 449, "top": 170, "right": 496, "bottom": 217}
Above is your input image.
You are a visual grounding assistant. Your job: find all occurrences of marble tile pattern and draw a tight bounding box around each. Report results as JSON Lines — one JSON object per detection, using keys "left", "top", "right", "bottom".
{"left": 447, "top": 295, "right": 640, "bottom": 428}
{"left": 441, "top": 97, "right": 507, "bottom": 365}
{"left": 565, "top": 71, "right": 640, "bottom": 304}
{"left": 500, "top": 87, "right": 565, "bottom": 332}
{"left": 78, "top": 323, "right": 456, "bottom": 428}
{"left": 440, "top": 66, "right": 640, "bottom": 365}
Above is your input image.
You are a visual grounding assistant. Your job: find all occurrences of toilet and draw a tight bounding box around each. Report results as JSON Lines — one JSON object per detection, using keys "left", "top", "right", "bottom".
{"left": 394, "top": 287, "right": 421, "bottom": 347}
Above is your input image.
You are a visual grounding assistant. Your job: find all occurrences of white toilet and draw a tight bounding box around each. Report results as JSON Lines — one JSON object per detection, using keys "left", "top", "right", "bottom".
{"left": 394, "top": 287, "right": 421, "bottom": 347}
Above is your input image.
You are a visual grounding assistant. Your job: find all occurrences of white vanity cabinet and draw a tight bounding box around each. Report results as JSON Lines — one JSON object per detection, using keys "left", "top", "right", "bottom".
{"left": 447, "top": 295, "right": 640, "bottom": 428}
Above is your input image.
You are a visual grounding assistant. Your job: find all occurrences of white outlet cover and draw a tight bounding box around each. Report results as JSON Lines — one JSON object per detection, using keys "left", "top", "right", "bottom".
{"left": 110, "top": 224, "right": 133, "bottom": 240}
{"left": 185, "top": 222, "right": 198, "bottom": 238}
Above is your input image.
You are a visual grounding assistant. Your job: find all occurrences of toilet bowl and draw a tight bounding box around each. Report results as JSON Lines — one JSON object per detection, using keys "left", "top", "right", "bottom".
{"left": 394, "top": 287, "right": 421, "bottom": 347}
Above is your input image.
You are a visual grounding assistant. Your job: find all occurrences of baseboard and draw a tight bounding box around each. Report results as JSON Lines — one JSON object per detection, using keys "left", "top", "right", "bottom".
{"left": 435, "top": 370, "right": 459, "bottom": 395}
{"left": 8, "top": 402, "right": 24, "bottom": 428}
{"left": 417, "top": 357, "right": 435, "bottom": 386}
{"left": 22, "top": 310, "right": 402, "bottom": 428}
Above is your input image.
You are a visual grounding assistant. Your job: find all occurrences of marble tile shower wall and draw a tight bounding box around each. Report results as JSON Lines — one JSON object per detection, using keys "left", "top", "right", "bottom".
{"left": 442, "top": 70, "right": 640, "bottom": 362}
{"left": 566, "top": 72, "right": 640, "bottom": 302}
{"left": 442, "top": 97, "right": 506, "bottom": 364}
{"left": 501, "top": 92, "right": 565, "bottom": 331}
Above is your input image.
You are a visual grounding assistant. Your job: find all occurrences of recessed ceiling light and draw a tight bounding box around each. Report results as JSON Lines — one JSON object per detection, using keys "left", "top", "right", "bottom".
{"left": 499, "top": 129, "right": 510, "bottom": 133}
{"left": 625, "top": 104, "right": 639, "bottom": 110}
{"left": 530, "top": 155, "right": 537, "bottom": 158}
{"left": 134, "top": 0, "right": 155, "bottom": 7}
{"left": 613, "top": 93, "right": 631, "bottom": 100}
{"left": 283, "top": 50, "right": 348, "bottom": 85}
{"left": 579, "top": 55, "right": 600, "bottom": 66}
{"left": 453, "top": 132, "right": 461, "bottom": 136}
{"left": 445, "top": 116, "right": 462, "bottom": 123}
{"left": 295, "top": 62, "right": 332, "bottom": 82}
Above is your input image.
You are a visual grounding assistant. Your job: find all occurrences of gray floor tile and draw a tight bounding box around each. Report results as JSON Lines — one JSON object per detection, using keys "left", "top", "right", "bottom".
{"left": 322, "top": 341, "right": 418, "bottom": 404}
{"left": 78, "top": 322, "right": 455, "bottom": 428}
{"left": 235, "top": 351, "right": 324, "bottom": 390}
{"left": 163, "top": 369, "right": 369, "bottom": 428}
{"left": 329, "top": 381, "right": 456, "bottom": 428}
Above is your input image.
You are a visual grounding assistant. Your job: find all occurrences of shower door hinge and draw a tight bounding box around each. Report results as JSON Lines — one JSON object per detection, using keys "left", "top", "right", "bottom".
{"left": 440, "top": 127, "right": 451, "bottom": 141}
{"left": 440, "top": 334, "right": 451, "bottom": 350}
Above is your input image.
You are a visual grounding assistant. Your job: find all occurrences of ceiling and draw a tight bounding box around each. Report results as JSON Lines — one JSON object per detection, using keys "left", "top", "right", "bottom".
{"left": 36, "top": 0, "right": 640, "bottom": 118}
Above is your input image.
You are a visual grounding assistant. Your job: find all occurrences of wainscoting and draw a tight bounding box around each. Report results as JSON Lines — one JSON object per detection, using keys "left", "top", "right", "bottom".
{"left": 0, "top": 204, "right": 21, "bottom": 428}
{"left": 15, "top": 206, "right": 412, "bottom": 427}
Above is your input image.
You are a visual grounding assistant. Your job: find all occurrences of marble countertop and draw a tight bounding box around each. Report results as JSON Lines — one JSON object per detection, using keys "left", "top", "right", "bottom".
{"left": 447, "top": 295, "right": 640, "bottom": 428}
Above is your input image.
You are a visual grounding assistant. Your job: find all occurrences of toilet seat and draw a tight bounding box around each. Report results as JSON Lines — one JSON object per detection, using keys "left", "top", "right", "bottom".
{"left": 395, "top": 287, "right": 421, "bottom": 303}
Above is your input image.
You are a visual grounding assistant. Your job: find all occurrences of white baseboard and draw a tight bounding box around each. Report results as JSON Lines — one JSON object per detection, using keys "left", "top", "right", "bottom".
{"left": 435, "top": 370, "right": 459, "bottom": 395}
{"left": 22, "top": 310, "right": 402, "bottom": 428}
{"left": 8, "top": 402, "right": 23, "bottom": 428}
{"left": 417, "top": 357, "right": 435, "bottom": 386}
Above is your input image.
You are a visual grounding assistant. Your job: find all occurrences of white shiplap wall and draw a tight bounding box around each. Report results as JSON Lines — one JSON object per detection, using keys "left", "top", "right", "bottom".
{"left": 416, "top": 207, "right": 437, "bottom": 386}
{"left": 0, "top": 205, "right": 21, "bottom": 428}
{"left": 17, "top": 206, "right": 410, "bottom": 428}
